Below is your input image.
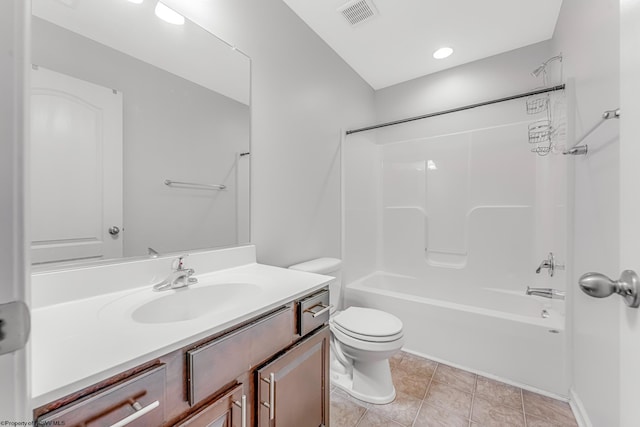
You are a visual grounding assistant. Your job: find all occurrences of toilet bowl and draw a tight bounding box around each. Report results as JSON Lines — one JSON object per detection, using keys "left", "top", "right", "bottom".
{"left": 289, "top": 258, "right": 404, "bottom": 404}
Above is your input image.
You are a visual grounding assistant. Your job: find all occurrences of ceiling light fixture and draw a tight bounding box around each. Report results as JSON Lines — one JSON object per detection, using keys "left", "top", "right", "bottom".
{"left": 433, "top": 47, "right": 453, "bottom": 59}
{"left": 155, "top": 1, "right": 185, "bottom": 25}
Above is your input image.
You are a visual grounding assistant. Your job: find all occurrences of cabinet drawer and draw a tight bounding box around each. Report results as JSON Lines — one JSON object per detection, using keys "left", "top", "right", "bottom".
{"left": 187, "top": 305, "right": 293, "bottom": 406}
{"left": 37, "top": 365, "right": 166, "bottom": 427}
{"left": 298, "top": 290, "right": 330, "bottom": 337}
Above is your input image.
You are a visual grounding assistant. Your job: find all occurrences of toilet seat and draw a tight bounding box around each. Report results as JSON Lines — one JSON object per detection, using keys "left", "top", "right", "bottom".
{"left": 332, "top": 307, "right": 403, "bottom": 343}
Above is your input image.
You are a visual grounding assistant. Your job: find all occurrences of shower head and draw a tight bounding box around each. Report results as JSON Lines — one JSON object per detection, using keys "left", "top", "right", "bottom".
{"left": 531, "top": 64, "right": 546, "bottom": 77}
{"left": 531, "top": 55, "right": 563, "bottom": 78}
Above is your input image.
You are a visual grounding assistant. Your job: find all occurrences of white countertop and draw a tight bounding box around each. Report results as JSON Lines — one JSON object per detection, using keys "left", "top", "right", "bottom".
{"left": 31, "top": 261, "right": 332, "bottom": 407}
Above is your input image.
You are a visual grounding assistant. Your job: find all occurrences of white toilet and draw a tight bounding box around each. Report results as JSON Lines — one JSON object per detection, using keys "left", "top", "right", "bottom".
{"left": 289, "top": 258, "right": 404, "bottom": 404}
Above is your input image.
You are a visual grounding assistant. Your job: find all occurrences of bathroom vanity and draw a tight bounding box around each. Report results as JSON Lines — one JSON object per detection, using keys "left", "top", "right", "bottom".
{"left": 30, "top": 246, "right": 332, "bottom": 427}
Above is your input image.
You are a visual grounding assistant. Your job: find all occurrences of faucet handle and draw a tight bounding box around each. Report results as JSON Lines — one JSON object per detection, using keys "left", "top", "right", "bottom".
{"left": 173, "top": 254, "right": 189, "bottom": 270}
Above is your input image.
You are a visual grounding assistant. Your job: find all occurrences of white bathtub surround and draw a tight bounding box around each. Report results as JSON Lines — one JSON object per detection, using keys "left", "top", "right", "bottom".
{"left": 344, "top": 83, "right": 571, "bottom": 397}
{"left": 30, "top": 245, "right": 333, "bottom": 406}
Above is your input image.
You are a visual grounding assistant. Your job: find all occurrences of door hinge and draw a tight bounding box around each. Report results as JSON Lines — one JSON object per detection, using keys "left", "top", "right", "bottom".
{"left": 0, "top": 301, "right": 30, "bottom": 355}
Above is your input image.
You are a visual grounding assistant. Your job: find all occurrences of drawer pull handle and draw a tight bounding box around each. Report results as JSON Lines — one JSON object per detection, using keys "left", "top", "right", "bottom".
{"left": 233, "top": 394, "right": 247, "bottom": 427}
{"left": 304, "top": 304, "right": 333, "bottom": 318}
{"left": 109, "top": 400, "right": 159, "bottom": 427}
{"left": 261, "top": 373, "right": 275, "bottom": 420}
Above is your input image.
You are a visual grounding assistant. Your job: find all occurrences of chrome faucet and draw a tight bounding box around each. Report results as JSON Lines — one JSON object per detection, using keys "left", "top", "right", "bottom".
{"left": 536, "top": 252, "right": 557, "bottom": 276}
{"left": 526, "top": 286, "right": 565, "bottom": 300}
{"left": 153, "top": 255, "right": 198, "bottom": 291}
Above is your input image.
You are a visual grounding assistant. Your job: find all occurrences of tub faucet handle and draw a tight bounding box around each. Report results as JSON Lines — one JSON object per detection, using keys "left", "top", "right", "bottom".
{"left": 536, "top": 253, "right": 558, "bottom": 277}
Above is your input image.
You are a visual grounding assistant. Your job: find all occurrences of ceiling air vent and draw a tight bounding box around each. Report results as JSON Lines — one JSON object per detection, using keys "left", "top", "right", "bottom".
{"left": 337, "top": 0, "right": 378, "bottom": 27}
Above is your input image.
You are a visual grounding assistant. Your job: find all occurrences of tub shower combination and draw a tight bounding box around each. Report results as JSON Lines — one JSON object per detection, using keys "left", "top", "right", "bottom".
{"left": 343, "top": 80, "right": 570, "bottom": 395}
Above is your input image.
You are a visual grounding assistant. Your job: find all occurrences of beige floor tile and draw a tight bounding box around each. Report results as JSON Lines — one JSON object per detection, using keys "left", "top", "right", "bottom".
{"left": 366, "top": 391, "right": 422, "bottom": 426}
{"left": 395, "top": 352, "right": 438, "bottom": 378}
{"left": 392, "top": 367, "right": 431, "bottom": 400}
{"left": 522, "top": 391, "right": 577, "bottom": 426}
{"left": 474, "top": 376, "right": 523, "bottom": 410}
{"left": 424, "top": 381, "right": 473, "bottom": 419}
{"left": 389, "top": 351, "right": 405, "bottom": 370}
{"left": 356, "top": 410, "right": 404, "bottom": 427}
{"left": 471, "top": 396, "right": 525, "bottom": 427}
{"left": 332, "top": 388, "right": 372, "bottom": 410}
{"left": 433, "top": 364, "right": 477, "bottom": 394}
{"left": 413, "top": 402, "right": 470, "bottom": 427}
{"left": 525, "top": 413, "right": 572, "bottom": 427}
{"left": 331, "top": 391, "right": 367, "bottom": 427}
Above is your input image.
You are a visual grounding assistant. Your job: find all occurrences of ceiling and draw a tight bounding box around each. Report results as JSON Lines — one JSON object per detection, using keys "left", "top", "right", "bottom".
{"left": 281, "top": 0, "right": 563, "bottom": 90}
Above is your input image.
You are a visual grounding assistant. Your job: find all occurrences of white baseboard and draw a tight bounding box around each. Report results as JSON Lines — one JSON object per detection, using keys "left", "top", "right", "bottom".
{"left": 569, "top": 387, "right": 593, "bottom": 427}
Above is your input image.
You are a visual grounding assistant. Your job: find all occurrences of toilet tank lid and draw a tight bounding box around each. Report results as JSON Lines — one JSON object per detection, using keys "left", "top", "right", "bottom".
{"left": 289, "top": 257, "right": 342, "bottom": 274}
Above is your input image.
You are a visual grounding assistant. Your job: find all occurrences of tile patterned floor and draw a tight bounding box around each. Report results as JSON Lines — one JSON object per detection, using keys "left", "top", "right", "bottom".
{"left": 330, "top": 351, "right": 579, "bottom": 427}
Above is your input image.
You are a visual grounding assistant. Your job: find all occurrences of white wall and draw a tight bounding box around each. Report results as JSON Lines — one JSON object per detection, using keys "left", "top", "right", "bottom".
{"left": 375, "top": 41, "right": 554, "bottom": 127}
{"left": 551, "top": 1, "right": 621, "bottom": 426}
{"left": 164, "top": 0, "right": 377, "bottom": 267}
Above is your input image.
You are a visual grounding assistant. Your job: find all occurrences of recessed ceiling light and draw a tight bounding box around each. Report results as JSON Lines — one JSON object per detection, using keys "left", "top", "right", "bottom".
{"left": 433, "top": 47, "right": 454, "bottom": 59}
{"left": 155, "top": 1, "right": 185, "bottom": 25}
{"left": 127, "top": 0, "right": 144, "bottom": 4}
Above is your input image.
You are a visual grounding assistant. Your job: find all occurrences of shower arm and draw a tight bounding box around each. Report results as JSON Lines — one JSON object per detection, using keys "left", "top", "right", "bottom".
{"left": 531, "top": 55, "right": 563, "bottom": 79}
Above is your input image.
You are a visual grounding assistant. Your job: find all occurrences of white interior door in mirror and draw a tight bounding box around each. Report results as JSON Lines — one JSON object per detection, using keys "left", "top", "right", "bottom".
{"left": 30, "top": 66, "right": 123, "bottom": 265}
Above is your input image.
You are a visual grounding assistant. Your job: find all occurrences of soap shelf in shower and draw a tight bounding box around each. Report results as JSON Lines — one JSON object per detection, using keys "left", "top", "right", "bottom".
{"left": 528, "top": 120, "right": 554, "bottom": 144}
{"left": 526, "top": 95, "right": 549, "bottom": 115}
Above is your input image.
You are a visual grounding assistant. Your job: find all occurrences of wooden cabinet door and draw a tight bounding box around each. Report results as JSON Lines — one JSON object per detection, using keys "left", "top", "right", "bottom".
{"left": 173, "top": 383, "right": 247, "bottom": 427}
{"left": 256, "top": 326, "right": 330, "bottom": 427}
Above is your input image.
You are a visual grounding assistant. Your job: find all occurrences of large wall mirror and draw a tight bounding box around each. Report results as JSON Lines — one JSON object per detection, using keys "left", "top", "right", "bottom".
{"left": 30, "top": 0, "right": 251, "bottom": 269}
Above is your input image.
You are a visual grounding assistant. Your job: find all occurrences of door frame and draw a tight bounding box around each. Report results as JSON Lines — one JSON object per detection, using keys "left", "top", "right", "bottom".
{"left": 619, "top": 0, "right": 640, "bottom": 425}
{"left": 0, "top": 0, "right": 30, "bottom": 422}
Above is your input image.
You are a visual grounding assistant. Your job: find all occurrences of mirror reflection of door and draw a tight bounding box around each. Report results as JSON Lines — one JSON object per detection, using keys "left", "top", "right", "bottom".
{"left": 30, "top": 66, "right": 123, "bottom": 265}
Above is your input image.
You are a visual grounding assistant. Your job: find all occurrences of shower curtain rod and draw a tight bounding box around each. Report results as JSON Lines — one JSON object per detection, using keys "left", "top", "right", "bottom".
{"left": 345, "top": 84, "right": 566, "bottom": 135}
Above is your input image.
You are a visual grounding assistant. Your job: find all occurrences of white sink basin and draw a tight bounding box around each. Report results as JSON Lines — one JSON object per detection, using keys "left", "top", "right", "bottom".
{"left": 132, "top": 283, "right": 258, "bottom": 324}
{"left": 98, "top": 282, "right": 261, "bottom": 324}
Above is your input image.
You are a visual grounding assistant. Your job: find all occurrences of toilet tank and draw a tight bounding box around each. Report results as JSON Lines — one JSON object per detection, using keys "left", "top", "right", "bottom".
{"left": 289, "top": 258, "right": 342, "bottom": 310}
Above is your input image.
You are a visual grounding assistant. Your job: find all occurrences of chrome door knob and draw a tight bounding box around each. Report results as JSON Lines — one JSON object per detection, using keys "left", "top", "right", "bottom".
{"left": 108, "top": 226, "right": 121, "bottom": 236}
{"left": 578, "top": 270, "right": 640, "bottom": 308}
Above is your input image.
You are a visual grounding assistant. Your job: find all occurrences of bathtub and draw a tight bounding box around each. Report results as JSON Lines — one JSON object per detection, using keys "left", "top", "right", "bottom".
{"left": 345, "top": 272, "right": 569, "bottom": 396}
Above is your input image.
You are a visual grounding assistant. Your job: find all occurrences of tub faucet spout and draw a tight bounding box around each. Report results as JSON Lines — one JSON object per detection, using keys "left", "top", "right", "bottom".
{"left": 526, "top": 286, "right": 565, "bottom": 300}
